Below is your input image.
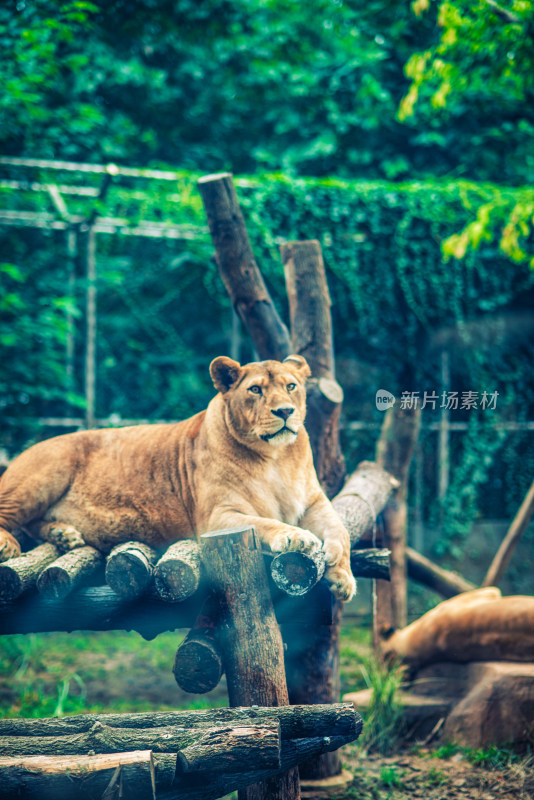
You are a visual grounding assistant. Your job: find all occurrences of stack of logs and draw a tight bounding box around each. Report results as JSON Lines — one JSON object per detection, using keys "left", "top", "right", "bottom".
{"left": 0, "top": 703, "right": 362, "bottom": 800}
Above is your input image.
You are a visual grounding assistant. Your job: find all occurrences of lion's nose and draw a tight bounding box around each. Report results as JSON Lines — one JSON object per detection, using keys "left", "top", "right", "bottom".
{"left": 271, "top": 406, "right": 295, "bottom": 421}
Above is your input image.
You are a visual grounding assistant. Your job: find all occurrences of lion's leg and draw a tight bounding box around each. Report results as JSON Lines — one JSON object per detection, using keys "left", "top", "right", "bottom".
{"left": 0, "top": 440, "right": 76, "bottom": 562}
{"left": 300, "top": 498, "right": 356, "bottom": 602}
{"left": 26, "top": 521, "right": 86, "bottom": 553}
{"left": 0, "top": 528, "right": 22, "bottom": 561}
{"left": 207, "top": 510, "right": 322, "bottom": 554}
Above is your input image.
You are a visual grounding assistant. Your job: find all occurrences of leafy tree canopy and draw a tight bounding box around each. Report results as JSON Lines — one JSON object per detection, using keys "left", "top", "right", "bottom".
{"left": 1, "top": 0, "right": 531, "bottom": 187}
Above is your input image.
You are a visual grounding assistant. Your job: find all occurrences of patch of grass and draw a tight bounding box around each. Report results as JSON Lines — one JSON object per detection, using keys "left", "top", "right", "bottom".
{"left": 357, "top": 656, "right": 406, "bottom": 755}
{"left": 431, "top": 741, "right": 524, "bottom": 770}
{"left": 423, "top": 766, "right": 448, "bottom": 786}
{"left": 379, "top": 765, "right": 405, "bottom": 789}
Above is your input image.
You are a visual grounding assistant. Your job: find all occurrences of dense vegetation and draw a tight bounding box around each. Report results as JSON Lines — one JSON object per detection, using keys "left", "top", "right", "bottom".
{"left": 0, "top": 0, "right": 533, "bottom": 571}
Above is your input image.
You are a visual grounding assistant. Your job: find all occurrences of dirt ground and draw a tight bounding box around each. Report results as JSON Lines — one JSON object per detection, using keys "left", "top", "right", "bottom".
{"left": 338, "top": 746, "right": 534, "bottom": 800}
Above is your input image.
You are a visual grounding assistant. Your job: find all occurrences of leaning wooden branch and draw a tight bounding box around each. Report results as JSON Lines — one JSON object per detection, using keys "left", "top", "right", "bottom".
{"left": 482, "top": 478, "right": 534, "bottom": 588}
{"left": 333, "top": 460, "right": 400, "bottom": 546}
{"left": 406, "top": 546, "right": 476, "bottom": 598}
{"left": 197, "top": 173, "right": 291, "bottom": 361}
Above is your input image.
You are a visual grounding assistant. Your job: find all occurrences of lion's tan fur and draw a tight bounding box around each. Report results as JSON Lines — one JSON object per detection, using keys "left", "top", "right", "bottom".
{"left": 382, "top": 588, "right": 534, "bottom": 666}
{"left": 0, "top": 356, "right": 355, "bottom": 600}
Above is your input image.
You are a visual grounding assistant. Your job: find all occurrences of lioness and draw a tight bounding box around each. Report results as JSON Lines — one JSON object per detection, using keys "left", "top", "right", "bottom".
{"left": 0, "top": 355, "right": 356, "bottom": 601}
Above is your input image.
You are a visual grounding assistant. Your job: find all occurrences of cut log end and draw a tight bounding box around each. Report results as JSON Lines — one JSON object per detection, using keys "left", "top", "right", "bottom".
{"left": 154, "top": 540, "right": 202, "bottom": 603}
{"left": 173, "top": 634, "right": 224, "bottom": 694}
{"left": 270, "top": 549, "right": 327, "bottom": 596}
{"left": 105, "top": 542, "right": 157, "bottom": 599}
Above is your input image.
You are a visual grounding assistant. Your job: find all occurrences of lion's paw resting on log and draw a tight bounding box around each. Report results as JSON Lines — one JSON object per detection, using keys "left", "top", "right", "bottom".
{"left": 0, "top": 355, "right": 356, "bottom": 601}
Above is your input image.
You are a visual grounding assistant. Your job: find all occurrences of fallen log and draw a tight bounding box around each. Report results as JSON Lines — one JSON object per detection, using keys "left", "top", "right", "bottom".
{"left": 105, "top": 541, "right": 158, "bottom": 598}
{"left": 155, "top": 540, "right": 203, "bottom": 602}
{"left": 173, "top": 604, "right": 223, "bottom": 694}
{"left": 0, "top": 720, "right": 281, "bottom": 773}
{"left": 0, "top": 543, "right": 59, "bottom": 601}
{"left": 197, "top": 173, "right": 291, "bottom": 361}
{"left": 0, "top": 703, "right": 359, "bottom": 741}
{"left": 0, "top": 751, "right": 157, "bottom": 800}
{"left": 406, "top": 546, "right": 476, "bottom": 598}
{"left": 175, "top": 723, "right": 281, "bottom": 774}
{"left": 37, "top": 546, "right": 103, "bottom": 600}
{"left": 164, "top": 734, "right": 360, "bottom": 800}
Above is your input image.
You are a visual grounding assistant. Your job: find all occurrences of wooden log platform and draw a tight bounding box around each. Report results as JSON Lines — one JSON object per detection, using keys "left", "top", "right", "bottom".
{"left": 0, "top": 703, "right": 360, "bottom": 741}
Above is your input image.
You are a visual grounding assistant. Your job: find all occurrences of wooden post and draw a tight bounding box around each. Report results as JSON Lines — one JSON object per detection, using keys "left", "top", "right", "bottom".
{"left": 281, "top": 240, "right": 345, "bottom": 499}
{"left": 374, "top": 405, "right": 421, "bottom": 643}
{"left": 82, "top": 225, "right": 97, "bottom": 429}
{"left": 283, "top": 601, "right": 344, "bottom": 781}
{"left": 200, "top": 528, "right": 300, "bottom": 800}
{"left": 197, "top": 173, "right": 291, "bottom": 361}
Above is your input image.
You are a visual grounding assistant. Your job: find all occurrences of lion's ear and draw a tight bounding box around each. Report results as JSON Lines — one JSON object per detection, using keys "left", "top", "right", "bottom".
{"left": 210, "top": 357, "right": 242, "bottom": 393}
{"left": 283, "top": 354, "right": 311, "bottom": 379}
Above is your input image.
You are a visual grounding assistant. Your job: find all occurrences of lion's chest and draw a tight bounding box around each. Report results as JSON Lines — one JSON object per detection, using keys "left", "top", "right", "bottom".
{"left": 249, "top": 462, "right": 309, "bottom": 526}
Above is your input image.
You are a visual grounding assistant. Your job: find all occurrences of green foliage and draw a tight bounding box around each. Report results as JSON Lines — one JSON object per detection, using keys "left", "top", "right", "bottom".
{"left": 400, "top": 0, "right": 534, "bottom": 262}
{"left": 358, "top": 657, "right": 406, "bottom": 754}
{"left": 432, "top": 741, "right": 523, "bottom": 769}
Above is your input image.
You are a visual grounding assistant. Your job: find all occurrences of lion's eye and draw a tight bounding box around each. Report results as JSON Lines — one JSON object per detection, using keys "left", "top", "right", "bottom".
{"left": 287, "top": 383, "right": 296, "bottom": 392}
{"left": 248, "top": 385, "right": 262, "bottom": 395}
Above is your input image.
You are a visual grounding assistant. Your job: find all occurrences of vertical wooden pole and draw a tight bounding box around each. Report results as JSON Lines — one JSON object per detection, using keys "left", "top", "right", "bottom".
{"left": 201, "top": 528, "right": 300, "bottom": 800}
{"left": 374, "top": 405, "right": 421, "bottom": 645}
{"left": 65, "top": 226, "right": 77, "bottom": 407}
{"left": 280, "top": 239, "right": 346, "bottom": 785}
{"left": 283, "top": 600, "right": 342, "bottom": 780}
{"left": 83, "top": 225, "right": 97, "bottom": 429}
{"left": 438, "top": 350, "right": 450, "bottom": 528}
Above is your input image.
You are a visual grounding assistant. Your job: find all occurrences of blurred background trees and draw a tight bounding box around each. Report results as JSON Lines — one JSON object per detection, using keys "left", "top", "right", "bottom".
{"left": 0, "top": 0, "right": 533, "bottom": 596}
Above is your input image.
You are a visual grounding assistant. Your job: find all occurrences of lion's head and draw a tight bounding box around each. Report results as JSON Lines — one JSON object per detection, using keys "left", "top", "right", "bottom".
{"left": 210, "top": 355, "right": 311, "bottom": 449}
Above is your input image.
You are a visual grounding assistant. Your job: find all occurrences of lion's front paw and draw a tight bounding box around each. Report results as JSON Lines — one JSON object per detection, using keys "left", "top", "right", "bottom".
{"left": 270, "top": 528, "right": 322, "bottom": 555}
{"left": 326, "top": 565, "right": 357, "bottom": 602}
{"left": 0, "top": 532, "right": 22, "bottom": 563}
{"left": 50, "top": 525, "right": 86, "bottom": 553}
